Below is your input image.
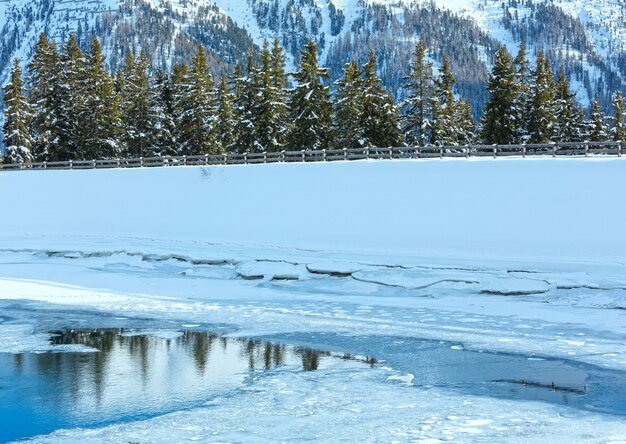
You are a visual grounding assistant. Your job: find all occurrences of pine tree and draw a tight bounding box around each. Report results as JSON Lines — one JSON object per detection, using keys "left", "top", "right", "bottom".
{"left": 120, "top": 51, "right": 154, "bottom": 157}
{"left": 80, "top": 36, "right": 120, "bottom": 159}
{"left": 553, "top": 69, "right": 581, "bottom": 142}
{"left": 431, "top": 57, "right": 458, "bottom": 146}
{"left": 610, "top": 90, "right": 625, "bottom": 141}
{"left": 512, "top": 41, "right": 530, "bottom": 142}
{"left": 287, "top": 39, "right": 334, "bottom": 150}
{"left": 255, "top": 40, "right": 288, "bottom": 152}
{"left": 334, "top": 60, "right": 365, "bottom": 148}
{"left": 56, "top": 33, "right": 87, "bottom": 160}
{"left": 455, "top": 99, "right": 475, "bottom": 145}
{"left": 3, "top": 59, "right": 33, "bottom": 164}
{"left": 481, "top": 47, "right": 517, "bottom": 144}
{"left": 26, "top": 33, "right": 60, "bottom": 161}
{"left": 232, "top": 54, "right": 259, "bottom": 153}
{"left": 527, "top": 52, "right": 556, "bottom": 143}
{"left": 216, "top": 76, "right": 237, "bottom": 152}
{"left": 360, "top": 51, "right": 403, "bottom": 147}
{"left": 402, "top": 41, "right": 433, "bottom": 146}
{"left": 176, "top": 46, "right": 218, "bottom": 155}
{"left": 588, "top": 98, "right": 608, "bottom": 142}
{"left": 150, "top": 68, "right": 177, "bottom": 156}
{"left": 170, "top": 63, "right": 188, "bottom": 153}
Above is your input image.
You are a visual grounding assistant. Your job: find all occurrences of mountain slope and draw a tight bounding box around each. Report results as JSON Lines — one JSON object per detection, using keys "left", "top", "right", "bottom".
{"left": 0, "top": 0, "right": 624, "bottom": 116}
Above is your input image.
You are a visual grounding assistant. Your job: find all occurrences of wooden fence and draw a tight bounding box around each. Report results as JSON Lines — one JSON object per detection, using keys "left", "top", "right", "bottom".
{"left": 0, "top": 141, "right": 623, "bottom": 171}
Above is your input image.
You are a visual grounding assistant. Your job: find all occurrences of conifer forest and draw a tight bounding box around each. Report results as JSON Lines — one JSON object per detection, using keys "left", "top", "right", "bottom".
{"left": 2, "top": 33, "right": 625, "bottom": 164}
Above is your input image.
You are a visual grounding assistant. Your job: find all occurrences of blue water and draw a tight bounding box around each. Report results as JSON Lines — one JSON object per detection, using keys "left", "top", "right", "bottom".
{"left": 0, "top": 329, "right": 331, "bottom": 443}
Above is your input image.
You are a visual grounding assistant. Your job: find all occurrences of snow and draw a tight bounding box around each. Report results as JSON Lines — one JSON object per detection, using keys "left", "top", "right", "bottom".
{"left": 2, "top": 158, "right": 626, "bottom": 263}
{"left": 2, "top": 159, "right": 626, "bottom": 441}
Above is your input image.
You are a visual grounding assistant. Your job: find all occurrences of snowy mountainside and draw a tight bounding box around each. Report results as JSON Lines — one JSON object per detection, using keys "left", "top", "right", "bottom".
{"left": 0, "top": 0, "right": 624, "bottom": 114}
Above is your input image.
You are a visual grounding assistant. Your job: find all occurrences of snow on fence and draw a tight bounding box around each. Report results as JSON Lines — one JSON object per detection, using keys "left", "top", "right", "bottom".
{"left": 0, "top": 141, "right": 623, "bottom": 171}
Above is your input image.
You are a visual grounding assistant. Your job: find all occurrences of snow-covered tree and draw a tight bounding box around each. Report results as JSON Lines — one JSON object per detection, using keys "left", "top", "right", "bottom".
{"left": 360, "top": 51, "right": 403, "bottom": 148}
{"left": 150, "top": 68, "right": 177, "bottom": 156}
{"left": 334, "top": 61, "right": 365, "bottom": 148}
{"left": 429, "top": 58, "right": 454, "bottom": 145}
{"left": 480, "top": 47, "right": 517, "bottom": 144}
{"left": 527, "top": 52, "right": 556, "bottom": 143}
{"left": 26, "top": 33, "right": 60, "bottom": 161}
{"left": 611, "top": 90, "right": 625, "bottom": 141}
{"left": 120, "top": 51, "right": 154, "bottom": 157}
{"left": 215, "top": 76, "right": 237, "bottom": 152}
{"left": 56, "top": 33, "right": 87, "bottom": 160}
{"left": 231, "top": 54, "right": 259, "bottom": 153}
{"left": 3, "top": 59, "right": 33, "bottom": 164}
{"left": 588, "top": 98, "right": 608, "bottom": 142}
{"left": 454, "top": 99, "right": 475, "bottom": 145}
{"left": 254, "top": 40, "right": 288, "bottom": 152}
{"left": 176, "top": 46, "right": 218, "bottom": 155}
{"left": 553, "top": 69, "right": 582, "bottom": 142}
{"left": 402, "top": 41, "right": 433, "bottom": 146}
{"left": 80, "top": 36, "right": 120, "bottom": 159}
{"left": 512, "top": 41, "right": 530, "bottom": 142}
{"left": 287, "top": 39, "right": 333, "bottom": 150}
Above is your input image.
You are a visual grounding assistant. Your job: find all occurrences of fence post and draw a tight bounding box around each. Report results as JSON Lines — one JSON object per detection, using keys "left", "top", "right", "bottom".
{"left": 440, "top": 146, "right": 444, "bottom": 159}
{"left": 389, "top": 148, "right": 394, "bottom": 160}
{"left": 493, "top": 144, "right": 497, "bottom": 159}
{"left": 92, "top": 159, "right": 96, "bottom": 169}
{"left": 552, "top": 143, "right": 557, "bottom": 158}
{"left": 343, "top": 148, "right": 348, "bottom": 161}
{"left": 522, "top": 143, "right": 527, "bottom": 158}
{"left": 223, "top": 153, "right": 228, "bottom": 165}
{"left": 618, "top": 141, "right": 622, "bottom": 157}
{"left": 140, "top": 157, "right": 144, "bottom": 167}
{"left": 43, "top": 161, "right": 47, "bottom": 170}
{"left": 182, "top": 155, "right": 186, "bottom": 166}
{"left": 585, "top": 141, "right": 589, "bottom": 157}
{"left": 465, "top": 145, "right": 470, "bottom": 159}
{"left": 244, "top": 152, "right": 248, "bottom": 164}
{"left": 365, "top": 147, "right": 370, "bottom": 159}
{"left": 205, "top": 154, "right": 209, "bottom": 165}
{"left": 301, "top": 150, "right": 306, "bottom": 162}
{"left": 323, "top": 149, "right": 327, "bottom": 161}
{"left": 415, "top": 146, "right": 420, "bottom": 159}
{"left": 281, "top": 150, "right": 286, "bottom": 162}
{"left": 263, "top": 151, "right": 267, "bottom": 163}
{"left": 69, "top": 160, "right": 73, "bottom": 170}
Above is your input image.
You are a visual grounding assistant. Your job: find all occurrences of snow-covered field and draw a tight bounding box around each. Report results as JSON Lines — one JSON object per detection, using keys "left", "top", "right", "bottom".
{"left": 2, "top": 158, "right": 626, "bottom": 442}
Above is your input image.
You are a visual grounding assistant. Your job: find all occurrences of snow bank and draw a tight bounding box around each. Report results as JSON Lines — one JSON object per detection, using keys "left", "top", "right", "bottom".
{"left": 1, "top": 158, "right": 625, "bottom": 263}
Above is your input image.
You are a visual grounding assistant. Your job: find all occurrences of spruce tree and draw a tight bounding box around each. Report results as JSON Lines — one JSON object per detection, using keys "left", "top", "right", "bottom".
{"left": 431, "top": 57, "right": 458, "bottom": 146}
{"left": 553, "top": 69, "right": 581, "bottom": 142}
{"left": 588, "top": 98, "right": 608, "bottom": 142}
{"left": 360, "top": 51, "right": 403, "bottom": 147}
{"left": 26, "top": 33, "right": 60, "bottom": 161}
{"left": 80, "top": 36, "right": 120, "bottom": 159}
{"left": 334, "top": 60, "right": 365, "bottom": 148}
{"left": 455, "top": 99, "right": 475, "bottom": 145}
{"left": 120, "top": 51, "right": 154, "bottom": 157}
{"left": 480, "top": 47, "right": 517, "bottom": 144}
{"left": 232, "top": 54, "right": 259, "bottom": 153}
{"left": 527, "top": 52, "right": 556, "bottom": 143}
{"left": 176, "top": 47, "right": 218, "bottom": 155}
{"left": 512, "top": 41, "right": 530, "bottom": 142}
{"left": 402, "top": 41, "right": 433, "bottom": 146}
{"left": 611, "top": 90, "right": 625, "bottom": 141}
{"left": 56, "top": 33, "right": 87, "bottom": 160}
{"left": 150, "top": 68, "right": 177, "bottom": 156}
{"left": 3, "top": 59, "right": 33, "bottom": 164}
{"left": 255, "top": 40, "right": 288, "bottom": 152}
{"left": 216, "top": 76, "right": 237, "bottom": 152}
{"left": 287, "top": 39, "right": 333, "bottom": 150}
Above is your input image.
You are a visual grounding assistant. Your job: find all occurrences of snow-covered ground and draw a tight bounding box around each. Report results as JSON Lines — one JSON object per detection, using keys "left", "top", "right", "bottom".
{"left": 2, "top": 159, "right": 626, "bottom": 442}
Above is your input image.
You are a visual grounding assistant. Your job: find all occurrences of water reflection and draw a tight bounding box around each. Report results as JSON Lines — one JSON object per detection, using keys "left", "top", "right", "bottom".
{"left": 0, "top": 329, "right": 343, "bottom": 443}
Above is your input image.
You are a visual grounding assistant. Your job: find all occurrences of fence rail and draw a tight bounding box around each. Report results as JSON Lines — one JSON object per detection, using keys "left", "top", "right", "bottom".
{"left": 0, "top": 141, "right": 623, "bottom": 171}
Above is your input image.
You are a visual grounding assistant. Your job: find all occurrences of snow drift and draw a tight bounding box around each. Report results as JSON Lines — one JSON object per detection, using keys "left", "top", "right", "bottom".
{"left": 1, "top": 158, "right": 625, "bottom": 263}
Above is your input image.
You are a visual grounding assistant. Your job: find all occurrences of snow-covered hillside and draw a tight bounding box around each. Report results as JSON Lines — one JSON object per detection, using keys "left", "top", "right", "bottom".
{"left": 0, "top": 0, "right": 624, "bottom": 115}
{"left": 2, "top": 158, "right": 626, "bottom": 263}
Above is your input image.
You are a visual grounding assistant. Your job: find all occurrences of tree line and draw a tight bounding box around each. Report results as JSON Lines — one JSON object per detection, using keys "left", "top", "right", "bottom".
{"left": 3, "top": 34, "right": 625, "bottom": 164}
